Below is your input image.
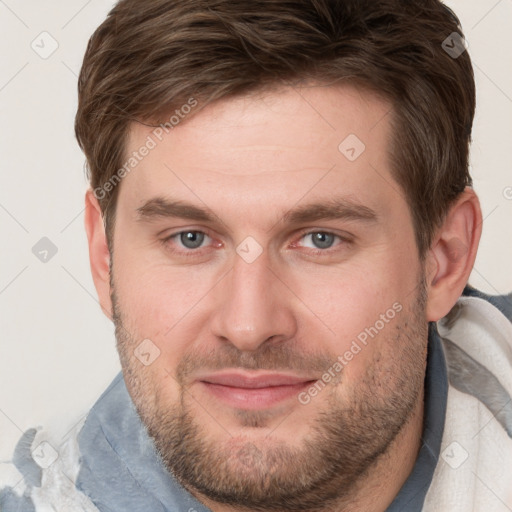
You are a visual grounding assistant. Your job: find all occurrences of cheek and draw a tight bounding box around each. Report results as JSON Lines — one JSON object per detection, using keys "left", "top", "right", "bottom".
{"left": 112, "top": 264, "right": 209, "bottom": 409}
{"left": 289, "top": 251, "right": 418, "bottom": 372}
{"left": 112, "top": 250, "right": 222, "bottom": 397}
{"left": 113, "top": 240, "right": 210, "bottom": 329}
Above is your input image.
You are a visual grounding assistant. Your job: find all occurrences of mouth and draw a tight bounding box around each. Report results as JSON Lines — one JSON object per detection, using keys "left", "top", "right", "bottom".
{"left": 197, "top": 372, "right": 317, "bottom": 410}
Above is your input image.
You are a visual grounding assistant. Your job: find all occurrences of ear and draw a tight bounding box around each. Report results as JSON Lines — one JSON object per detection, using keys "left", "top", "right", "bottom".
{"left": 426, "top": 187, "right": 482, "bottom": 321}
{"left": 84, "top": 189, "right": 113, "bottom": 321}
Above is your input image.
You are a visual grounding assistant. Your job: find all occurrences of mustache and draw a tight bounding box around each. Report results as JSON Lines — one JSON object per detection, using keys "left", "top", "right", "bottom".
{"left": 175, "top": 342, "right": 336, "bottom": 385}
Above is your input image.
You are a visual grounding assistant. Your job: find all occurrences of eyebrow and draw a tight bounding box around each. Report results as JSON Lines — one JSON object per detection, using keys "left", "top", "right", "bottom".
{"left": 136, "top": 197, "right": 215, "bottom": 223}
{"left": 135, "top": 196, "right": 379, "bottom": 227}
{"left": 281, "top": 198, "right": 378, "bottom": 225}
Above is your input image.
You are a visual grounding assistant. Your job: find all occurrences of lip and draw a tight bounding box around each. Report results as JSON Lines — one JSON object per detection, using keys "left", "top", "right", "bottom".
{"left": 197, "top": 371, "right": 317, "bottom": 410}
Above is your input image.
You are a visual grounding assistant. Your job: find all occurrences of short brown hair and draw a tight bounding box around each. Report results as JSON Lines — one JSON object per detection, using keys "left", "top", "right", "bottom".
{"left": 75, "top": 0, "right": 475, "bottom": 256}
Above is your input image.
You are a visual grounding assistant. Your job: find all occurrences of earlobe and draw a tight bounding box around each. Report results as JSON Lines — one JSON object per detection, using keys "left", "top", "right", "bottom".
{"left": 426, "top": 188, "right": 482, "bottom": 321}
{"left": 84, "top": 189, "right": 113, "bottom": 320}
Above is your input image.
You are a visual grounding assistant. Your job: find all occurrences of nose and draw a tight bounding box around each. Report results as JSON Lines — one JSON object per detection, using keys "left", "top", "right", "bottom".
{"left": 209, "top": 247, "right": 298, "bottom": 352}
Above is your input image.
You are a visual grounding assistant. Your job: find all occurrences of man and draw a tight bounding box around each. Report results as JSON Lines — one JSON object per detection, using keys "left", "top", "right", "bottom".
{"left": 2, "top": 0, "right": 511, "bottom": 511}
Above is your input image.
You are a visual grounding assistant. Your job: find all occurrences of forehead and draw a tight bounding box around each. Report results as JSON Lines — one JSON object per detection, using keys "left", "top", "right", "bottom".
{"left": 119, "top": 84, "right": 402, "bottom": 224}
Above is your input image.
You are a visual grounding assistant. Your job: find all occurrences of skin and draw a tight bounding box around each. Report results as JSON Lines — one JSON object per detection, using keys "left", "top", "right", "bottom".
{"left": 85, "top": 84, "right": 482, "bottom": 512}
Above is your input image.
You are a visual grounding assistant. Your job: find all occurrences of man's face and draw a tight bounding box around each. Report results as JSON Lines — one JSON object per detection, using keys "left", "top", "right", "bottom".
{"left": 110, "top": 85, "right": 428, "bottom": 510}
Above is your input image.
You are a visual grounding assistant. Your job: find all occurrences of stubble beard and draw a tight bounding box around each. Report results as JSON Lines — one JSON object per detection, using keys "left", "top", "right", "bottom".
{"left": 112, "top": 278, "right": 428, "bottom": 512}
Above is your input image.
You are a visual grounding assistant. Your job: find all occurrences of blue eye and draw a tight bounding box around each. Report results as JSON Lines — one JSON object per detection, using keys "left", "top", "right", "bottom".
{"left": 302, "top": 232, "right": 338, "bottom": 249}
{"left": 161, "top": 230, "right": 219, "bottom": 258}
{"left": 177, "top": 231, "right": 207, "bottom": 249}
{"left": 162, "top": 229, "right": 346, "bottom": 259}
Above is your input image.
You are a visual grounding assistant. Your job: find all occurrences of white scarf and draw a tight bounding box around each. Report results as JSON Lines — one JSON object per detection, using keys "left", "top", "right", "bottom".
{"left": 424, "top": 295, "right": 512, "bottom": 511}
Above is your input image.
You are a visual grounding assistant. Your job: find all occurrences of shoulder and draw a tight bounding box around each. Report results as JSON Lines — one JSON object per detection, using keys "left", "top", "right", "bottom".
{"left": 438, "top": 285, "right": 512, "bottom": 427}
{"left": 424, "top": 285, "right": 512, "bottom": 511}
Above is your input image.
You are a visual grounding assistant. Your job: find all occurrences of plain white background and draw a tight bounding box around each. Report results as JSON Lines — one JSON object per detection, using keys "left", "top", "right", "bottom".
{"left": 0, "top": 0, "right": 511, "bottom": 487}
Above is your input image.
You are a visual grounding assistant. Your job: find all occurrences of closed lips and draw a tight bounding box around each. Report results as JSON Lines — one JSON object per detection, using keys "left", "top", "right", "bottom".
{"left": 199, "top": 373, "right": 317, "bottom": 388}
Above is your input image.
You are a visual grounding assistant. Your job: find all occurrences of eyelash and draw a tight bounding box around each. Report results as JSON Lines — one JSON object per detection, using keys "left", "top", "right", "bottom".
{"left": 161, "top": 229, "right": 351, "bottom": 257}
